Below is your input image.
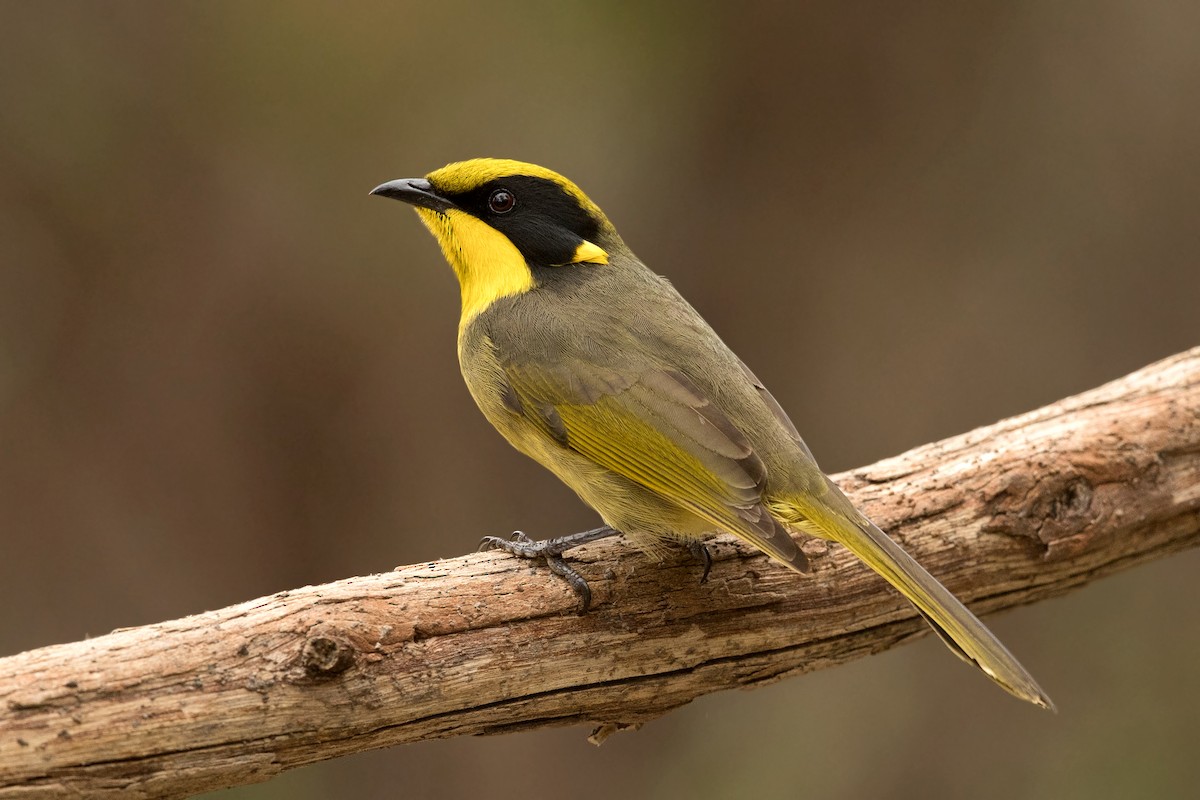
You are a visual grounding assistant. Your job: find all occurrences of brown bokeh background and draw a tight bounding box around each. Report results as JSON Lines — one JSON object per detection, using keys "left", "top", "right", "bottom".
{"left": 2, "top": 2, "right": 1198, "bottom": 798}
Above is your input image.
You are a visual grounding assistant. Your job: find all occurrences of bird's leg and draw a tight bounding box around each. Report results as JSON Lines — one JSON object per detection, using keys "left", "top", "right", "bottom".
{"left": 686, "top": 540, "right": 713, "bottom": 584}
{"left": 479, "top": 526, "right": 620, "bottom": 611}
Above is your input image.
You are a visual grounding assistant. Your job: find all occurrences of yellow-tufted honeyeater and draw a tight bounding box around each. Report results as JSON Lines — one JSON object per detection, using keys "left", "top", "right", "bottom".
{"left": 371, "top": 159, "right": 1053, "bottom": 709}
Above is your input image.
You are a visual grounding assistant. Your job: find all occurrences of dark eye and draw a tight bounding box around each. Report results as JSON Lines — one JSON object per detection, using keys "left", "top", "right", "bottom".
{"left": 488, "top": 188, "right": 515, "bottom": 214}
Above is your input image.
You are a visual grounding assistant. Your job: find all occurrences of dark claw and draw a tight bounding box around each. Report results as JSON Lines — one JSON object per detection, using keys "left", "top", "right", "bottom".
{"left": 543, "top": 555, "right": 593, "bottom": 612}
{"left": 687, "top": 541, "right": 713, "bottom": 584}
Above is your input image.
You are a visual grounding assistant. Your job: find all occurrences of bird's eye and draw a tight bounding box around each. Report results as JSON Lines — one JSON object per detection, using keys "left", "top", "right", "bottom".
{"left": 488, "top": 188, "right": 515, "bottom": 214}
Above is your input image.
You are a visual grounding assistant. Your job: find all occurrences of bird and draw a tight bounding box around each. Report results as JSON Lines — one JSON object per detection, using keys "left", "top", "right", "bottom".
{"left": 370, "top": 158, "right": 1054, "bottom": 710}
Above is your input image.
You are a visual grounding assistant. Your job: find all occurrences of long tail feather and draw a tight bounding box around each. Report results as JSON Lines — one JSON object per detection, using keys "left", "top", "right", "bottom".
{"left": 776, "top": 490, "right": 1054, "bottom": 710}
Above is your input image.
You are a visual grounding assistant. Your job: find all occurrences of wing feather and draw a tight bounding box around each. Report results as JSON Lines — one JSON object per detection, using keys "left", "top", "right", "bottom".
{"left": 502, "top": 360, "right": 808, "bottom": 571}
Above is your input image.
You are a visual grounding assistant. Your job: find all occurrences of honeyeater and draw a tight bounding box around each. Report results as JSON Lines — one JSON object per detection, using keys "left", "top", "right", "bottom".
{"left": 371, "top": 158, "right": 1053, "bottom": 710}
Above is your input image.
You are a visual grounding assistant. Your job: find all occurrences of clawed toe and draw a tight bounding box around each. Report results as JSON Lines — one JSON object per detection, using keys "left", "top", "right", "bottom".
{"left": 478, "top": 531, "right": 566, "bottom": 559}
{"left": 542, "top": 554, "right": 593, "bottom": 612}
{"left": 476, "top": 526, "right": 621, "bottom": 612}
{"left": 687, "top": 541, "right": 713, "bottom": 584}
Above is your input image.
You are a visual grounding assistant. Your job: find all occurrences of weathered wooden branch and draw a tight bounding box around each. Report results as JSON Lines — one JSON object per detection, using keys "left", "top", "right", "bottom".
{"left": 2, "top": 348, "right": 1199, "bottom": 799}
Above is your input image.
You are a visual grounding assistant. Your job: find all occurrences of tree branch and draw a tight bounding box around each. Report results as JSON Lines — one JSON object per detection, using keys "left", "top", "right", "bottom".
{"left": 3, "top": 348, "right": 1199, "bottom": 799}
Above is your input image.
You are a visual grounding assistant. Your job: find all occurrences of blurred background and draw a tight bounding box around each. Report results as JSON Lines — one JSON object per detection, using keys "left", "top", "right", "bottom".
{"left": 1, "top": 1, "right": 1198, "bottom": 798}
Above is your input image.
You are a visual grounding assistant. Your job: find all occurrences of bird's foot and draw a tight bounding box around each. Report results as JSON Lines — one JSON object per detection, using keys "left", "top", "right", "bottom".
{"left": 479, "top": 526, "right": 620, "bottom": 612}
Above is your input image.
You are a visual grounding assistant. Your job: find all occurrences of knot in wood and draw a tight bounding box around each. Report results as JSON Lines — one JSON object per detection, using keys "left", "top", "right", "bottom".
{"left": 300, "top": 634, "right": 356, "bottom": 679}
{"left": 1048, "top": 477, "right": 1093, "bottom": 521}
{"left": 981, "top": 467, "right": 1098, "bottom": 551}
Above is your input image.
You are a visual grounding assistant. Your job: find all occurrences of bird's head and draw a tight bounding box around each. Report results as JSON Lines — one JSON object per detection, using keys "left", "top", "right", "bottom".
{"left": 371, "top": 159, "right": 619, "bottom": 325}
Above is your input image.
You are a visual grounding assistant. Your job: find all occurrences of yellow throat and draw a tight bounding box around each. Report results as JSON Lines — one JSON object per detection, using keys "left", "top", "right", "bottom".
{"left": 414, "top": 206, "right": 533, "bottom": 332}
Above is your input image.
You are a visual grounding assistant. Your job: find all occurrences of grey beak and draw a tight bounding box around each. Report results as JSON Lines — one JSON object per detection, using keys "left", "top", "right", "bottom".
{"left": 369, "top": 178, "right": 457, "bottom": 212}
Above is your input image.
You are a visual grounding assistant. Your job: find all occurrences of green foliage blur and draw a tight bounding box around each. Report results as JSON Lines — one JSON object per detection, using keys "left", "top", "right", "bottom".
{"left": 1, "top": 2, "right": 1197, "bottom": 798}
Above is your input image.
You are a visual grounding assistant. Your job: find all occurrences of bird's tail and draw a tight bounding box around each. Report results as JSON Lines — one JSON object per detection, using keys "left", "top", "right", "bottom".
{"left": 771, "top": 482, "right": 1054, "bottom": 710}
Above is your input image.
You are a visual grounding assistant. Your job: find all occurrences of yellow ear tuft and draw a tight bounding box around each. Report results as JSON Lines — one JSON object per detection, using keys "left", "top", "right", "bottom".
{"left": 561, "top": 239, "right": 608, "bottom": 266}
